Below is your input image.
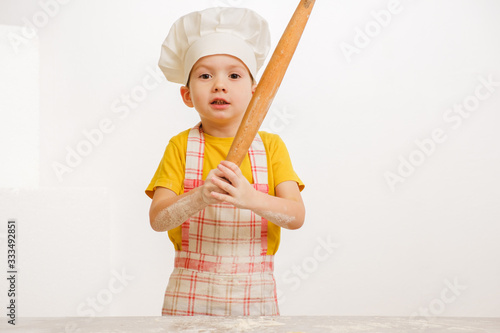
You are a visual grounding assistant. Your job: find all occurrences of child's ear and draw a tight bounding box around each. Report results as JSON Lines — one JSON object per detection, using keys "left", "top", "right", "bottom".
{"left": 251, "top": 83, "right": 257, "bottom": 94}
{"left": 180, "top": 86, "right": 194, "bottom": 108}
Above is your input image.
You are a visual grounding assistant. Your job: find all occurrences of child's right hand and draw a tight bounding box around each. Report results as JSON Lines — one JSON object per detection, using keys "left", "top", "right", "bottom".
{"left": 201, "top": 168, "right": 228, "bottom": 205}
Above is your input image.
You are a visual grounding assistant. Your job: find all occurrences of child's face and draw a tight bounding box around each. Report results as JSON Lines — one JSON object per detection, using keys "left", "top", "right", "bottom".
{"left": 180, "top": 54, "right": 256, "bottom": 130}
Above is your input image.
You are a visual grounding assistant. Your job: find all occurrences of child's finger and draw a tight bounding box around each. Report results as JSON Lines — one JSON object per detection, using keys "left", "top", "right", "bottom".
{"left": 212, "top": 168, "right": 225, "bottom": 178}
{"left": 211, "top": 191, "right": 234, "bottom": 204}
{"left": 217, "top": 164, "right": 239, "bottom": 187}
{"left": 212, "top": 176, "right": 236, "bottom": 195}
{"left": 220, "top": 160, "right": 243, "bottom": 177}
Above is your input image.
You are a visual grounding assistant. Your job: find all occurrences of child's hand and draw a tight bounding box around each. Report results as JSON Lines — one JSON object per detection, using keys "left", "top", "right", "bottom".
{"left": 201, "top": 168, "right": 228, "bottom": 205}
{"left": 210, "top": 160, "right": 257, "bottom": 209}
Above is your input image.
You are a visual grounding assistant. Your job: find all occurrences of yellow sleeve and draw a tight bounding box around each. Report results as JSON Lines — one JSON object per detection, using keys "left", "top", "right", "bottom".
{"left": 261, "top": 131, "right": 305, "bottom": 193}
{"left": 145, "top": 130, "right": 189, "bottom": 199}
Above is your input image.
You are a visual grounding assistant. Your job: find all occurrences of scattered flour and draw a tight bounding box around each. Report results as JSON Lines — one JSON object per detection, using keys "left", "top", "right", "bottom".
{"left": 156, "top": 194, "right": 203, "bottom": 230}
{"left": 262, "top": 210, "right": 296, "bottom": 228}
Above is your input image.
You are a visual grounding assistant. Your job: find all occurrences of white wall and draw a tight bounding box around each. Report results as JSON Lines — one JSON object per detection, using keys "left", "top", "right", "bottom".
{"left": 1, "top": 0, "right": 499, "bottom": 319}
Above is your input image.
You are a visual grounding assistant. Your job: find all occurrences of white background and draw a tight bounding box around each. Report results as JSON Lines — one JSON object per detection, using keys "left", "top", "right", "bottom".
{"left": 1, "top": 0, "right": 499, "bottom": 318}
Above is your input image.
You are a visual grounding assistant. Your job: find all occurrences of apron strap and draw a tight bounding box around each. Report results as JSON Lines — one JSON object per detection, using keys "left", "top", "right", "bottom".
{"left": 248, "top": 133, "right": 269, "bottom": 186}
{"left": 184, "top": 122, "right": 204, "bottom": 182}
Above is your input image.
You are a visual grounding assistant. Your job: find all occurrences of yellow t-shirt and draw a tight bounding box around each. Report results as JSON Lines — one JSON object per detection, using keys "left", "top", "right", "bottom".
{"left": 145, "top": 128, "right": 304, "bottom": 255}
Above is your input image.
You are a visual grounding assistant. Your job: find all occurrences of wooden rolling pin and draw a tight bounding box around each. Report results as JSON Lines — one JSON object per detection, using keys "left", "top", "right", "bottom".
{"left": 226, "top": 0, "right": 316, "bottom": 166}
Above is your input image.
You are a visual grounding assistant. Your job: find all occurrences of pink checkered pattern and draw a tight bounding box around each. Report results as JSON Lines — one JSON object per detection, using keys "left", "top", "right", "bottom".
{"left": 162, "top": 123, "right": 279, "bottom": 316}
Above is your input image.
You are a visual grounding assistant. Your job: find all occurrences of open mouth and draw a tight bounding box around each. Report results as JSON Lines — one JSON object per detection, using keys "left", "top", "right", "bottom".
{"left": 211, "top": 99, "right": 229, "bottom": 105}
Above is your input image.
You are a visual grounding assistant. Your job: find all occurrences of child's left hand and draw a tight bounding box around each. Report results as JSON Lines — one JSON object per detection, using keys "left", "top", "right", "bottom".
{"left": 210, "top": 160, "right": 257, "bottom": 209}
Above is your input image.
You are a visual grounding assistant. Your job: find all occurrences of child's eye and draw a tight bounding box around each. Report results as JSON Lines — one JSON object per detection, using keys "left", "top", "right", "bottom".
{"left": 229, "top": 73, "right": 241, "bottom": 79}
{"left": 199, "top": 74, "right": 212, "bottom": 79}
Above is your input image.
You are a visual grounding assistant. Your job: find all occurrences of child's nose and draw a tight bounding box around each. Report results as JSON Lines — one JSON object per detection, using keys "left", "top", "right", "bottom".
{"left": 213, "top": 78, "right": 227, "bottom": 92}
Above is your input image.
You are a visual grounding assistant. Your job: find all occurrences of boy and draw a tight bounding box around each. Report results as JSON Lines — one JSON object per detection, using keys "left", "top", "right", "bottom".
{"left": 146, "top": 7, "right": 305, "bottom": 316}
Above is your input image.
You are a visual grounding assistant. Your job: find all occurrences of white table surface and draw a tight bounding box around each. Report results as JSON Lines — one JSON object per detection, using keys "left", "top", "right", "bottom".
{"left": 2, "top": 316, "right": 500, "bottom": 333}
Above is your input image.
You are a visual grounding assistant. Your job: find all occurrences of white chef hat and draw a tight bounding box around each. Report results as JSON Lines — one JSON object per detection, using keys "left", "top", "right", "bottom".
{"left": 158, "top": 7, "right": 271, "bottom": 85}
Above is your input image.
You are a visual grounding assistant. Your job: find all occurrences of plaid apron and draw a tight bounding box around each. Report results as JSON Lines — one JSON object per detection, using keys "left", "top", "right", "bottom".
{"left": 162, "top": 123, "right": 279, "bottom": 316}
